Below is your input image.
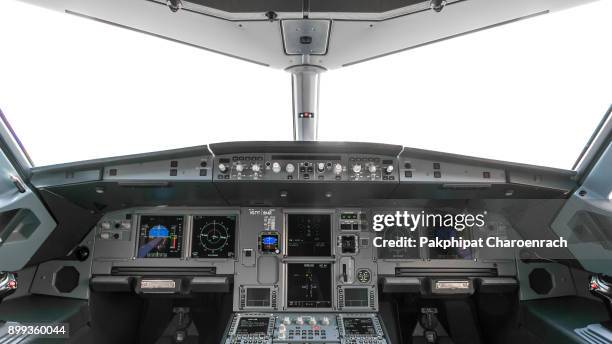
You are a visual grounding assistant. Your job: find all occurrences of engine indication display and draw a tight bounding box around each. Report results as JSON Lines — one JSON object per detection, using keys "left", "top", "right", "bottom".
{"left": 191, "top": 215, "right": 236, "bottom": 258}
{"left": 137, "top": 215, "right": 184, "bottom": 258}
{"left": 287, "top": 214, "right": 332, "bottom": 256}
{"left": 286, "top": 263, "right": 332, "bottom": 308}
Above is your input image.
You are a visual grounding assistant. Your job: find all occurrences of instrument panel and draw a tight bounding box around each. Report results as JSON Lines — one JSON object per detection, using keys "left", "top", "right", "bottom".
{"left": 93, "top": 206, "right": 517, "bottom": 308}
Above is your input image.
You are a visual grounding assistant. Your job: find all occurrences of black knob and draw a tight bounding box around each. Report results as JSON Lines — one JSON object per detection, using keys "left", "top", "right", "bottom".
{"left": 74, "top": 246, "right": 90, "bottom": 261}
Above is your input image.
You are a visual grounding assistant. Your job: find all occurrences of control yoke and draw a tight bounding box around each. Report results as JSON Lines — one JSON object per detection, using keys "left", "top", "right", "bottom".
{"left": 590, "top": 274, "right": 612, "bottom": 325}
{"left": 0, "top": 272, "right": 17, "bottom": 302}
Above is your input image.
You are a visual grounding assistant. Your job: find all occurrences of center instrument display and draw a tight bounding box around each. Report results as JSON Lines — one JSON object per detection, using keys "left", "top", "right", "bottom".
{"left": 343, "top": 317, "right": 377, "bottom": 335}
{"left": 191, "top": 215, "right": 236, "bottom": 258}
{"left": 137, "top": 215, "right": 184, "bottom": 258}
{"left": 287, "top": 263, "right": 332, "bottom": 308}
{"left": 287, "top": 214, "right": 332, "bottom": 256}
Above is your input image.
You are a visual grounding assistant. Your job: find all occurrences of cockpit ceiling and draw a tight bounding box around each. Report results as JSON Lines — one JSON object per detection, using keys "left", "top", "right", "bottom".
{"left": 19, "top": 0, "right": 598, "bottom": 69}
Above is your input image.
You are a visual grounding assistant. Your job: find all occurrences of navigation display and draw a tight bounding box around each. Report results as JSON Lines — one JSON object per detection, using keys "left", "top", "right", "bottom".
{"left": 287, "top": 214, "right": 331, "bottom": 256}
{"left": 343, "top": 317, "right": 376, "bottom": 335}
{"left": 191, "top": 215, "right": 236, "bottom": 258}
{"left": 137, "top": 215, "right": 184, "bottom": 258}
{"left": 428, "top": 227, "right": 473, "bottom": 260}
{"left": 287, "top": 263, "right": 332, "bottom": 308}
{"left": 377, "top": 225, "right": 419, "bottom": 260}
{"left": 236, "top": 317, "right": 270, "bottom": 335}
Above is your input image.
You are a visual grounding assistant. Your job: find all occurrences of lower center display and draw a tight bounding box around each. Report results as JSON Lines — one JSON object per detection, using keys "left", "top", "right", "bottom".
{"left": 286, "top": 263, "right": 332, "bottom": 308}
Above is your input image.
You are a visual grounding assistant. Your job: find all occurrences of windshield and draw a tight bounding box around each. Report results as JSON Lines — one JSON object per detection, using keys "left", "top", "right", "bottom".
{"left": 0, "top": 0, "right": 610, "bottom": 168}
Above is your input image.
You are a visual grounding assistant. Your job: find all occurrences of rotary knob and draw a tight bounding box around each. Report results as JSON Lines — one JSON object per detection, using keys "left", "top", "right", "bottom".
{"left": 235, "top": 163, "right": 244, "bottom": 172}
{"left": 218, "top": 163, "right": 228, "bottom": 173}
{"left": 282, "top": 317, "right": 291, "bottom": 325}
{"left": 251, "top": 163, "right": 261, "bottom": 173}
{"left": 308, "top": 318, "right": 317, "bottom": 325}
{"left": 368, "top": 165, "right": 377, "bottom": 173}
{"left": 352, "top": 164, "right": 362, "bottom": 173}
{"left": 385, "top": 165, "right": 394, "bottom": 174}
{"left": 286, "top": 163, "right": 295, "bottom": 174}
{"left": 296, "top": 317, "right": 304, "bottom": 325}
{"left": 321, "top": 317, "right": 330, "bottom": 326}
{"left": 334, "top": 163, "right": 343, "bottom": 175}
{"left": 272, "top": 162, "right": 281, "bottom": 173}
{"left": 317, "top": 162, "right": 325, "bottom": 173}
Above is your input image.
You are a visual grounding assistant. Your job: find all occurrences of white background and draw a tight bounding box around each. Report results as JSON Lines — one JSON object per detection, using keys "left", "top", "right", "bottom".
{"left": 0, "top": 0, "right": 610, "bottom": 168}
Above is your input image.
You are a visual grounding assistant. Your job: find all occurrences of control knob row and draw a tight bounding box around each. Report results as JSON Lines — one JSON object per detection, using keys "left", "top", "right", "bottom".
{"left": 219, "top": 163, "right": 262, "bottom": 173}
{"left": 269, "top": 162, "right": 343, "bottom": 175}
{"left": 352, "top": 164, "right": 394, "bottom": 174}
{"left": 280, "top": 316, "right": 330, "bottom": 326}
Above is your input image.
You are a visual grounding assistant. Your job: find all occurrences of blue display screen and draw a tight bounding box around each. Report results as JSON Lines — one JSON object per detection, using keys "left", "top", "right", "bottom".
{"left": 262, "top": 236, "right": 277, "bottom": 245}
{"left": 260, "top": 233, "right": 279, "bottom": 253}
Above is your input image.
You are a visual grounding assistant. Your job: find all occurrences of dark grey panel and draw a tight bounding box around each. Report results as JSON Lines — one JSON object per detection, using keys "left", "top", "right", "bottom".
{"left": 184, "top": 0, "right": 302, "bottom": 13}
{"left": 41, "top": 181, "right": 227, "bottom": 212}
{"left": 184, "top": 0, "right": 431, "bottom": 13}
{"left": 26, "top": 190, "right": 101, "bottom": 266}
{"left": 309, "top": 0, "right": 425, "bottom": 13}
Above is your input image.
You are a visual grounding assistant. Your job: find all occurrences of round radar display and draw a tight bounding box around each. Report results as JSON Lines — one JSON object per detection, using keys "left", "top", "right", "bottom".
{"left": 191, "top": 215, "right": 236, "bottom": 258}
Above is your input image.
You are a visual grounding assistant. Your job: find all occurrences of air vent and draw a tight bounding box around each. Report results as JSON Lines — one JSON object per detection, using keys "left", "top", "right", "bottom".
{"left": 54, "top": 266, "right": 80, "bottom": 293}
{"left": 529, "top": 268, "right": 553, "bottom": 295}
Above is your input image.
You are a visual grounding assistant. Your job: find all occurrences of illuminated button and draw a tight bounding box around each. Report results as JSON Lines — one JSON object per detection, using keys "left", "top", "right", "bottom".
{"left": 286, "top": 163, "right": 295, "bottom": 174}
{"left": 236, "top": 163, "right": 244, "bottom": 172}
{"left": 334, "top": 163, "right": 343, "bottom": 175}
{"left": 368, "top": 165, "right": 377, "bottom": 173}
{"left": 282, "top": 317, "right": 291, "bottom": 325}
{"left": 317, "top": 162, "right": 325, "bottom": 172}
{"left": 352, "top": 164, "right": 362, "bottom": 173}
{"left": 308, "top": 318, "right": 316, "bottom": 325}
{"left": 272, "top": 162, "right": 281, "bottom": 173}
{"left": 251, "top": 164, "right": 261, "bottom": 173}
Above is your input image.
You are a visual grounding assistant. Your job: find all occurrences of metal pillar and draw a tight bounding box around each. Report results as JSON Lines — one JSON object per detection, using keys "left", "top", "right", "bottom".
{"left": 288, "top": 65, "right": 325, "bottom": 141}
